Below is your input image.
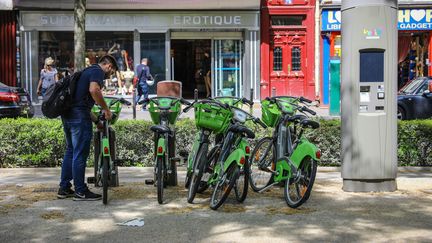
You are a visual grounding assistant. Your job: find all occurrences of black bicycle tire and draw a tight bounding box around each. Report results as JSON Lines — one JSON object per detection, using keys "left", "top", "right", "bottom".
{"left": 284, "top": 157, "right": 317, "bottom": 208}
{"left": 234, "top": 160, "right": 249, "bottom": 203}
{"left": 102, "top": 157, "right": 109, "bottom": 205}
{"left": 210, "top": 163, "right": 239, "bottom": 210}
{"left": 187, "top": 143, "right": 207, "bottom": 203}
{"left": 249, "top": 137, "right": 276, "bottom": 192}
{"left": 157, "top": 157, "right": 164, "bottom": 204}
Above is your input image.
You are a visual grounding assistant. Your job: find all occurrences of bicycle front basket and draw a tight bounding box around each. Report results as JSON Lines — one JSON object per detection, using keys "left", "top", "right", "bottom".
{"left": 195, "top": 103, "right": 232, "bottom": 134}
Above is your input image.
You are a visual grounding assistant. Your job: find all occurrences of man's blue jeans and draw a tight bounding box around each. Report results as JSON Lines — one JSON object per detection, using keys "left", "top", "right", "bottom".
{"left": 136, "top": 82, "right": 149, "bottom": 106}
{"left": 60, "top": 118, "right": 92, "bottom": 194}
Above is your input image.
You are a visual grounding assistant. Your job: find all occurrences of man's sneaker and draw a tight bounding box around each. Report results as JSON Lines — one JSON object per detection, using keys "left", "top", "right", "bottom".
{"left": 57, "top": 187, "right": 75, "bottom": 199}
{"left": 73, "top": 189, "right": 102, "bottom": 201}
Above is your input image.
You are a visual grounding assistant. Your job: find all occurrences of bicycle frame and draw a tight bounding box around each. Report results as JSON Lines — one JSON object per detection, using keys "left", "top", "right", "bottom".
{"left": 270, "top": 113, "right": 320, "bottom": 183}
{"left": 208, "top": 129, "right": 250, "bottom": 186}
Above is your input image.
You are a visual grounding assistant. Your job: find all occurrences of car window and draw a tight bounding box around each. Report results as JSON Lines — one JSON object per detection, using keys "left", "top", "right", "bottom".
{"left": 418, "top": 82, "right": 428, "bottom": 94}
{"left": 400, "top": 78, "right": 426, "bottom": 94}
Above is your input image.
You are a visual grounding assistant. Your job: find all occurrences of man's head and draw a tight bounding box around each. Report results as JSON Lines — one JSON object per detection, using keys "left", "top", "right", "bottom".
{"left": 99, "top": 55, "right": 118, "bottom": 76}
{"left": 141, "top": 58, "right": 148, "bottom": 65}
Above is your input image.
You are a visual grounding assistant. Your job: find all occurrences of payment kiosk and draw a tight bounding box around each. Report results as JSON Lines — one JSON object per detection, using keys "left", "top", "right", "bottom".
{"left": 341, "top": 0, "right": 398, "bottom": 192}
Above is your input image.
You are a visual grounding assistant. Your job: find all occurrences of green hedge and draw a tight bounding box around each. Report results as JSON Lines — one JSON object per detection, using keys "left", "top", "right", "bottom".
{"left": 0, "top": 118, "right": 431, "bottom": 167}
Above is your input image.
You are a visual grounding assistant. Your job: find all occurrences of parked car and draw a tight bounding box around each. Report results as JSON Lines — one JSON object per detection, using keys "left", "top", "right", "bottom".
{"left": 398, "top": 77, "right": 432, "bottom": 120}
{"left": 0, "top": 82, "right": 34, "bottom": 118}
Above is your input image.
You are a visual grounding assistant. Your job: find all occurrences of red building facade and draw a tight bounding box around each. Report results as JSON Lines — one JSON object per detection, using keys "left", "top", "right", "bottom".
{"left": 0, "top": 11, "right": 17, "bottom": 87}
{"left": 260, "top": 0, "right": 316, "bottom": 100}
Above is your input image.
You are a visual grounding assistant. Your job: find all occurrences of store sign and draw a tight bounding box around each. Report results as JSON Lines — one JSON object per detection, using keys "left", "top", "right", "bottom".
{"left": 21, "top": 11, "right": 259, "bottom": 31}
{"left": 398, "top": 9, "right": 432, "bottom": 30}
{"left": 321, "top": 10, "right": 341, "bottom": 31}
{"left": 322, "top": 9, "right": 432, "bottom": 31}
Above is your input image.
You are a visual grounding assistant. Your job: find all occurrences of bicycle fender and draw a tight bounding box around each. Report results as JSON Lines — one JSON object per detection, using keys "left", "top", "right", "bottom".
{"left": 223, "top": 148, "right": 246, "bottom": 171}
{"left": 238, "top": 139, "right": 251, "bottom": 157}
{"left": 102, "top": 137, "right": 110, "bottom": 157}
{"left": 290, "top": 139, "right": 320, "bottom": 167}
{"left": 157, "top": 137, "right": 166, "bottom": 156}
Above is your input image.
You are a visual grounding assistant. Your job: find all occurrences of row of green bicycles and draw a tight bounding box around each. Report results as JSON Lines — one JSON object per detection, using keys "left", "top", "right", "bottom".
{"left": 88, "top": 94, "right": 320, "bottom": 208}
{"left": 142, "top": 94, "right": 321, "bottom": 210}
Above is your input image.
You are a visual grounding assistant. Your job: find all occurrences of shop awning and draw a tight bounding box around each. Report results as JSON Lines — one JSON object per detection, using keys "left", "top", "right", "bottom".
{"left": 13, "top": 0, "right": 260, "bottom": 10}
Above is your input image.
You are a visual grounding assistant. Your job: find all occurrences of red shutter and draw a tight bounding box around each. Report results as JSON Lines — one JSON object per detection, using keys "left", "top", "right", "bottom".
{"left": 0, "top": 11, "right": 17, "bottom": 87}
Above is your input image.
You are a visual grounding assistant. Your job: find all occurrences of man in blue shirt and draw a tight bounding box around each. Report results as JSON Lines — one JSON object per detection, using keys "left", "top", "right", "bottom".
{"left": 58, "top": 55, "right": 118, "bottom": 201}
{"left": 135, "top": 58, "right": 153, "bottom": 110}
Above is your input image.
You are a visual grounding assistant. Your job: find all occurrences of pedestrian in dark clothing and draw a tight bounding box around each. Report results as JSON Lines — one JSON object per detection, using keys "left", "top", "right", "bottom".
{"left": 57, "top": 55, "right": 118, "bottom": 201}
{"left": 135, "top": 58, "right": 153, "bottom": 110}
{"left": 201, "top": 52, "right": 211, "bottom": 97}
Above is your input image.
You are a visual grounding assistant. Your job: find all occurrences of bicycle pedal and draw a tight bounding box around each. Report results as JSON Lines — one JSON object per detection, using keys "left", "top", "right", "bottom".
{"left": 145, "top": 179, "right": 155, "bottom": 185}
{"left": 87, "top": 177, "right": 95, "bottom": 184}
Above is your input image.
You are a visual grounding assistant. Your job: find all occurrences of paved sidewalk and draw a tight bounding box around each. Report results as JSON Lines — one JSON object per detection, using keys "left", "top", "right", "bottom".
{"left": 0, "top": 167, "right": 431, "bottom": 242}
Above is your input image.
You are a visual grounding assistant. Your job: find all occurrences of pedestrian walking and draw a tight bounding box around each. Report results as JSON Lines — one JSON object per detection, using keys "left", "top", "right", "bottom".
{"left": 37, "top": 57, "right": 58, "bottom": 97}
{"left": 57, "top": 55, "right": 118, "bottom": 201}
{"left": 135, "top": 58, "right": 153, "bottom": 110}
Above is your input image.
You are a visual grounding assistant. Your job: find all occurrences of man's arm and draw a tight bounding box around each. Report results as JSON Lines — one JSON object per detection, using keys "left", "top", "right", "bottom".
{"left": 89, "top": 82, "right": 112, "bottom": 120}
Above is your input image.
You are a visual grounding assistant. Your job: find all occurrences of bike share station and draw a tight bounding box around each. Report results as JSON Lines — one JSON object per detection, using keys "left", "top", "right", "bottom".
{"left": 341, "top": 0, "right": 398, "bottom": 192}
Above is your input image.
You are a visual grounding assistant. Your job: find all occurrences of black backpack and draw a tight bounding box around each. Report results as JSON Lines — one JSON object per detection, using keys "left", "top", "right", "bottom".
{"left": 41, "top": 70, "right": 83, "bottom": 118}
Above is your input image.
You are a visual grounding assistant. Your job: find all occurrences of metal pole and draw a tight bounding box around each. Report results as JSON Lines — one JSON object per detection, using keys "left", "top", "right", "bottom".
{"left": 132, "top": 87, "right": 136, "bottom": 119}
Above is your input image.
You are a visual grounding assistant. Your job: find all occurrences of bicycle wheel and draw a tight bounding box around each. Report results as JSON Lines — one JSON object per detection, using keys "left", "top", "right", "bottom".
{"left": 249, "top": 137, "right": 276, "bottom": 192}
{"left": 156, "top": 157, "right": 164, "bottom": 204}
{"left": 284, "top": 157, "right": 317, "bottom": 208}
{"left": 187, "top": 144, "right": 207, "bottom": 203}
{"left": 234, "top": 160, "right": 249, "bottom": 203}
{"left": 210, "top": 163, "right": 239, "bottom": 210}
{"left": 197, "top": 145, "right": 220, "bottom": 193}
{"left": 102, "top": 157, "right": 109, "bottom": 205}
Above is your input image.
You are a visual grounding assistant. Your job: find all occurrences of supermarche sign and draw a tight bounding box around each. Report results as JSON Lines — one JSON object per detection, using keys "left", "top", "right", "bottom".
{"left": 322, "top": 9, "right": 432, "bottom": 31}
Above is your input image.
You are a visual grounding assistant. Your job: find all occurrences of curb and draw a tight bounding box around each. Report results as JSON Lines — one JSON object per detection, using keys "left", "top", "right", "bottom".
{"left": 317, "top": 166, "right": 432, "bottom": 173}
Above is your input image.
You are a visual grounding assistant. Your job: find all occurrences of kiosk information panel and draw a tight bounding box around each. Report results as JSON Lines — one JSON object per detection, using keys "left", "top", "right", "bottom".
{"left": 341, "top": 0, "right": 398, "bottom": 192}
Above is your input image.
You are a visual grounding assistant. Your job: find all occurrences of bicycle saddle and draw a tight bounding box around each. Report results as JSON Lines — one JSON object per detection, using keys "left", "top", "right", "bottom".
{"left": 287, "top": 114, "right": 307, "bottom": 123}
{"left": 150, "top": 125, "right": 171, "bottom": 134}
{"left": 300, "top": 119, "right": 320, "bottom": 129}
{"left": 228, "top": 124, "right": 255, "bottom": 139}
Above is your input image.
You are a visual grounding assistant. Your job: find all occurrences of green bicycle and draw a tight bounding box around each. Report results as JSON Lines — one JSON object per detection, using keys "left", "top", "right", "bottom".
{"left": 205, "top": 98, "right": 266, "bottom": 210}
{"left": 184, "top": 96, "right": 251, "bottom": 203}
{"left": 249, "top": 96, "right": 320, "bottom": 208}
{"left": 143, "top": 96, "right": 190, "bottom": 204}
{"left": 89, "top": 97, "right": 131, "bottom": 205}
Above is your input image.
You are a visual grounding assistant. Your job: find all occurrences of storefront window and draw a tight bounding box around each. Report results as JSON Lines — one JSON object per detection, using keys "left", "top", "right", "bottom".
{"left": 38, "top": 31, "right": 133, "bottom": 95}
{"left": 273, "top": 47, "right": 283, "bottom": 71}
{"left": 140, "top": 33, "right": 166, "bottom": 95}
{"left": 214, "top": 39, "right": 243, "bottom": 97}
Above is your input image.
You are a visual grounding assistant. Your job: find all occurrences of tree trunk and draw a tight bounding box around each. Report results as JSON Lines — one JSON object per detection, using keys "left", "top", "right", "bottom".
{"left": 74, "top": 0, "right": 86, "bottom": 72}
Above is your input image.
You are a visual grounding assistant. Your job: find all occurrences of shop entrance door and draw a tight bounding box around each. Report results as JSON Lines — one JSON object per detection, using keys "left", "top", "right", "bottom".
{"left": 270, "top": 29, "right": 307, "bottom": 96}
{"left": 171, "top": 39, "right": 211, "bottom": 99}
{"left": 213, "top": 39, "right": 243, "bottom": 97}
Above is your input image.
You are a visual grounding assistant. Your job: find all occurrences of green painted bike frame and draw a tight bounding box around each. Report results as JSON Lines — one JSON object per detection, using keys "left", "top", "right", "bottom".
{"left": 208, "top": 138, "right": 249, "bottom": 185}
{"left": 273, "top": 137, "right": 320, "bottom": 182}
{"left": 187, "top": 134, "right": 200, "bottom": 174}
